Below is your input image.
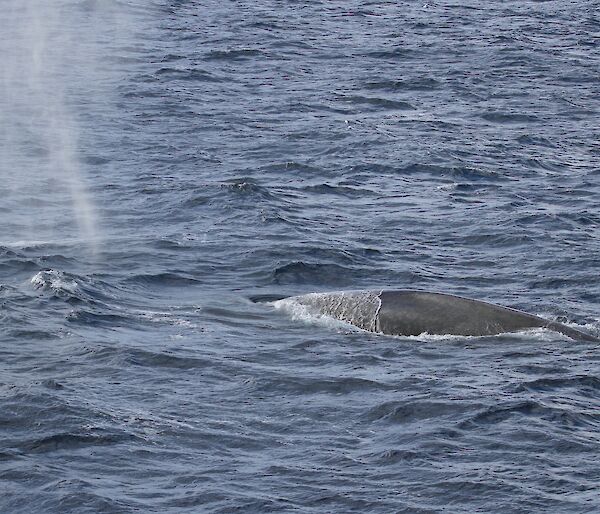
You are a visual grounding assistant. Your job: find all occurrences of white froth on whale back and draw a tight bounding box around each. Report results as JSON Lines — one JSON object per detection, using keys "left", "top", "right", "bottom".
{"left": 272, "top": 290, "right": 382, "bottom": 333}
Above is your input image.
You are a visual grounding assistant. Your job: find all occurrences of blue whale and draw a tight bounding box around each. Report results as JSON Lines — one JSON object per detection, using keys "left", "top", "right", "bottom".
{"left": 275, "top": 290, "right": 599, "bottom": 342}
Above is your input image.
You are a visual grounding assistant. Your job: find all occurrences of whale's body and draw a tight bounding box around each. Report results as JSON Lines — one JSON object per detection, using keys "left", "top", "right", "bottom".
{"left": 277, "top": 290, "right": 598, "bottom": 342}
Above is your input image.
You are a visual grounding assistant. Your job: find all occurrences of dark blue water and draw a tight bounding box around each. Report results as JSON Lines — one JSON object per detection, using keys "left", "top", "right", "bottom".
{"left": 1, "top": 1, "right": 600, "bottom": 511}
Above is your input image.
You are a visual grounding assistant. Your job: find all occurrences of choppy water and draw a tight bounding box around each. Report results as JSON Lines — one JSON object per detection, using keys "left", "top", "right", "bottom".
{"left": 1, "top": 1, "right": 600, "bottom": 512}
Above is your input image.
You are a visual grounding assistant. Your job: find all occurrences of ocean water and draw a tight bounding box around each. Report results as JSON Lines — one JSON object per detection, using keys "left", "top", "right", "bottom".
{"left": 1, "top": 1, "right": 599, "bottom": 512}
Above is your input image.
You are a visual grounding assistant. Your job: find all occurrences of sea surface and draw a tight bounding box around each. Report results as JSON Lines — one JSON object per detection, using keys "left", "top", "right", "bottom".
{"left": 1, "top": 1, "right": 599, "bottom": 512}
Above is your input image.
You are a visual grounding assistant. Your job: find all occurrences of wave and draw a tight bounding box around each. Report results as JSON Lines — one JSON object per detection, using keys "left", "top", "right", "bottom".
{"left": 119, "top": 347, "right": 211, "bottom": 369}
{"left": 346, "top": 162, "right": 503, "bottom": 181}
{"left": 31, "top": 270, "right": 79, "bottom": 295}
{"left": 364, "top": 77, "right": 440, "bottom": 91}
{"left": 272, "top": 261, "right": 373, "bottom": 286}
{"left": 21, "top": 431, "right": 138, "bottom": 454}
{"left": 336, "top": 94, "right": 415, "bottom": 111}
{"left": 154, "top": 66, "right": 224, "bottom": 82}
{"left": 204, "top": 48, "right": 264, "bottom": 60}
{"left": 481, "top": 111, "right": 540, "bottom": 123}
{"left": 219, "top": 178, "right": 279, "bottom": 202}
{"left": 299, "top": 183, "right": 377, "bottom": 198}
{"left": 513, "top": 375, "right": 600, "bottom": 393}
{"left": 251, "top": 375, "right": 391, "bottom": 396}
{"left": 458, "top": 400, "right": 600, "bottom": 430}
{"left": 364, "top": 399, "right": 481, "bottom": 424}
{"left": 363, "top": 48, "right": 415, "bottom": 59}
{"left": 124, "top": 272, "right": 201, "bottom": 287}
{"left": 30, "top": 270, "right": 124, "bottom": 305}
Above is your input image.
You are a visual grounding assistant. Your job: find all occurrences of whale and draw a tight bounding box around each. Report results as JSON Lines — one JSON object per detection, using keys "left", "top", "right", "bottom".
{"left": 273, "top": 290, "right": 599, "bottom": 342}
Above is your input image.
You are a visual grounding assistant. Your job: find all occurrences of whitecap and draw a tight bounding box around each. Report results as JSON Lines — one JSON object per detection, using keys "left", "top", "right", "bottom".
{"left": 30, "top": 270, "right": 78, "bottom": 294}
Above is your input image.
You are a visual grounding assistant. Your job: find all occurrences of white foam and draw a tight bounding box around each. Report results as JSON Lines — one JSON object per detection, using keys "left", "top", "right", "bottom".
{"left": 134, "top": 309, "right": 198, "bottom": 329}
{"left": 30, "top": 270, "right": 78, "bottom": 294}
{"left": 271, "top": 297, "right": 364, "bottom": 333}
{"left": 1, "top": 240, "right": 52, "bottom": 249}
{"left": 395, "top": 327, "right": 563, "bottom": 342}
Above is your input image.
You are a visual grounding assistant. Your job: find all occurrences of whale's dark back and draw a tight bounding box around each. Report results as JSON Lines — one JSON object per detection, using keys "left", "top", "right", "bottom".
{"left": 377, "top": 291, "right": 544, "bottom": 337}
{"left": 282, "top": 290, "right": 599, "bottom": 342}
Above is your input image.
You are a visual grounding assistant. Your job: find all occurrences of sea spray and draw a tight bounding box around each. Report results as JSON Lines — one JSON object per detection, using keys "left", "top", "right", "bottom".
{"left": 0, "top": 0, "right": 128, "bottom": 253}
